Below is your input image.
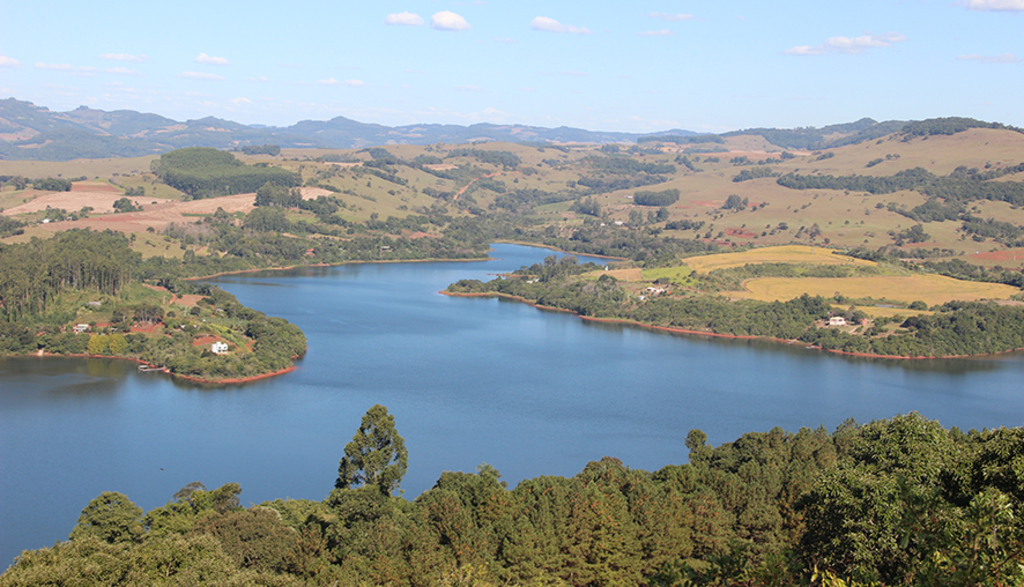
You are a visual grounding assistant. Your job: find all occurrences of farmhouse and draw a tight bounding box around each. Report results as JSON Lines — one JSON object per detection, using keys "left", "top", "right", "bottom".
{"left": 828, "top": 316, "right": 847, "bottom": 327}
{"left": 211, "top": 341, "right": 229, "bottom": 354}
{"left": 72, "top": 324, "right": 90, "bottom": 334}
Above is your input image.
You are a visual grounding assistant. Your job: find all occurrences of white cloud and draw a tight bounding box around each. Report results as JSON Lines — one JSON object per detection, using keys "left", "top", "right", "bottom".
{"left": 99, "top": 53, "right": 147, "bottom": 62}
{"left": 195, "top": 53, "right": 229, "bottom": 66}
{"left": 957, "top": 52, "right": 1021, "bottom": 63}
{"left": 319, "top": 78, "right": 365, "bottom": 87}
{"left": 638, "top": 30, "right": 674, "bottom": 37}
{"left": 179, "top": 71, "right": 225, "bottom": 81}
{"left": 431, "top": 11, "right": 472, "bottom": 31}
{"left": 35, "top": 62, "right": 96, "bottom": 76}
{"left": 385, "top": 11, "right": 424, "bottom": 26}
{"left": 959, "top": 0, "right": 1024, "bottom": 10}
{"left": 785, "top": 32, "right": 906, "bottom": 55}
{"left": 456, "top": 85, "right": 482, "bottom": 92}
{"left": 35, "top": 62, "right": 95, "bottom": 72}
{"left": 0, "top": 55, "right": 19, "bottom": 68}
{"left": 105, "top": 67, "right": 141, "bottom": 76}
{"left": 531, "top": 16, "right": 590, "bottom": 34}
{"left": 649, "top": 12, "right": 694, "bottom": 21}
{"left": 231, "top": 97, "right": 252, "bottom": 104}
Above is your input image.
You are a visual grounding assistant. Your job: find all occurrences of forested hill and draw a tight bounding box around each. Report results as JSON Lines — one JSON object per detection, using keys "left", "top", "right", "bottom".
{"left": 2, "top": 410, "right": 1021, "bottom": 586}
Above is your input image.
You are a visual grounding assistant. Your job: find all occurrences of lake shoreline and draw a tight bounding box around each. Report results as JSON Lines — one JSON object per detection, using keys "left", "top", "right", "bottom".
{"left": 441, "top": 291, "right": 1024, "bottom": 360}
{"left": 185, "top": 256, "right": 492, "bottom": 281}
{"left": 6, "top": 351, "right": 300, "bottom": 385}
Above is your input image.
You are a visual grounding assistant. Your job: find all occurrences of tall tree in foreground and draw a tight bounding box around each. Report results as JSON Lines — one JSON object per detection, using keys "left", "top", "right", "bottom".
{"left": 336, "top": 404, "right": 408, "bottom": 495}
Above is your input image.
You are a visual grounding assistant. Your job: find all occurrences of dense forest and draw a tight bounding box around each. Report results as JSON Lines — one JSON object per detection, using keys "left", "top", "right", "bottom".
{"left": 1, "top": 409, "right": 1020, "bottom": 587}
{"left": 151, "top": 148, "right": 301, "bottom": 199}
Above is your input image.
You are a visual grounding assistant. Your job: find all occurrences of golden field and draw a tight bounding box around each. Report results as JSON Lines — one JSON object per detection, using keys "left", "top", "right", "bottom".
{"left": 729, "top": 274, "right": 1019, "bottom": 306}
{"left": 683, "top": 245, "right": 876, "bottom": 272}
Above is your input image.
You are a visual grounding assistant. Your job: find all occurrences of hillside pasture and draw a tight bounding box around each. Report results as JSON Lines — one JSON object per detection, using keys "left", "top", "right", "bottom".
{"left": 641, "top": 265, "right": 694, "bottom": 284}
{"left": 683, "top": 245, "right": 876, "bottom": 272}
{"left": 729, "top": 274, "right": 1019, "bottom": 306}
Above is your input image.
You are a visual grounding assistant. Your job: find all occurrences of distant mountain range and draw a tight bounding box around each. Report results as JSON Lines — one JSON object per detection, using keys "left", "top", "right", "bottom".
{"left": 0, "top": 97, "right": 913, "bottom": 161}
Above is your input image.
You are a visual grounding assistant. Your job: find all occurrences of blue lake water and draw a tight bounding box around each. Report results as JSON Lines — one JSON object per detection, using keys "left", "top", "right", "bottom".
{"left": 2, "top": 243, "right": 1023, "bottom": 569}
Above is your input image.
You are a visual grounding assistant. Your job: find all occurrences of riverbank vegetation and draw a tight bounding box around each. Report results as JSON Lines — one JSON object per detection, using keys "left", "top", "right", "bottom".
{"left": 1, "top": 409, "right": 1021, "bottom": 587}
{"left": 446, "top": 246, "right": 1024, "bottom": 358}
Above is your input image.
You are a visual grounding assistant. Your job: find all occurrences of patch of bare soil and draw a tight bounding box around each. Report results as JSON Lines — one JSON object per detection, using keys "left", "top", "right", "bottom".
{"left": 171, "top": 294, "right": 204, "bottom": 307}
{"left": 34, "top": 193, "right": 257, "bottom": 234}
{"left": 299, "top": 187, "right": 334, "bottom": 199}
{"left": 3, "top": 190, "right": 126, "bottom": 215}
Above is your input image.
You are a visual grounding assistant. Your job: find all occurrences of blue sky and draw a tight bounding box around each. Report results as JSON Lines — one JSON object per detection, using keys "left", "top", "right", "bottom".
{"left": 1, "top": 0, "right": 1021, "bottom": 133}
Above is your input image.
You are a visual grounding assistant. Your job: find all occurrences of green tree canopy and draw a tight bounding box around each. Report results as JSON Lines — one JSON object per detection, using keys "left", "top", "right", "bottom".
{"left": 336, "top": 404, "right": 408, "bottom": 495}
{"left": 69, "top": 491, "right": 144, "bottom": 544}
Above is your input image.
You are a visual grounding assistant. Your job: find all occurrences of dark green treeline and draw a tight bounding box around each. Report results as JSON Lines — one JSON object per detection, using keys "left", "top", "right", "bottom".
{"left": 3, "top": 412, "right": 1022, "bottom": 587}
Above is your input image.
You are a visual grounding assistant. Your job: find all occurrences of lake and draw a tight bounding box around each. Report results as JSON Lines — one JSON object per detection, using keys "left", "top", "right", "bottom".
{"left": 2, "top": 243, "right": 1023, "bottom": 569}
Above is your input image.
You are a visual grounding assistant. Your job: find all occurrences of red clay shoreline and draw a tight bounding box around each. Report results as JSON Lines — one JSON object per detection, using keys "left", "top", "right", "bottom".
{"left": 441, "top": 291, "right": 1024, "bottom": 360}
{"left": 16, "top": 351, "right": 300, "bottom": 385}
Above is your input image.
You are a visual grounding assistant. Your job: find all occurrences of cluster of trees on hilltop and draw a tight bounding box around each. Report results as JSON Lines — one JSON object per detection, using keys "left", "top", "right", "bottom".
{"left": 4, "top": 409, "right": 1021, "bottom": 586}
{"left": 900, "top": 116, "right": 1024, "bottom": 137}
{"left": 634, "top": 188, "right": 680, "bottom": 207}
{"left": 778, "top": 166, "right": 1024, "bottom": 207}
{"left": 151, "top": 147, "right": 300, "bottom": 199}
{"left": 586, "top": 155, "right": 676, "bottom": 175}
{"left": 445, "top": 148, "right": 522, "bottom": 170}
{"left": 637, "top": 134, "right": 724, "bottom": 145}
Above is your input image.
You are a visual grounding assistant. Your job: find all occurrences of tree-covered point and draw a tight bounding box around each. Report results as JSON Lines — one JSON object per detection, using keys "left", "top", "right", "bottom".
{"left": 5, "top": 411, "right": 1021, "bottom": 586}
{"left": 151, "top": 147, "right": 300, "bottom": 199}
{"left": 0, "top": 228, "right": 308, "bottom": 381}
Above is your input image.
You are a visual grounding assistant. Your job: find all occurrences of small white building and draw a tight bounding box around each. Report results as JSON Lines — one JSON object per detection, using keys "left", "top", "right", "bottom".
{"left": 211, "top": 341, "right": 229, "bottom": 355}
{"left": 828, "top": 316, "right": 847, "bottom": 327}
{"left": 73, "top": 324, "right": 90, "bottom": 334}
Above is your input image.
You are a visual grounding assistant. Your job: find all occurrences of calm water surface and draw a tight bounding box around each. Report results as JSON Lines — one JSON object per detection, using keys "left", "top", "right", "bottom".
{"left": 2, "top": 243, "right": 1023, "bottom": 568}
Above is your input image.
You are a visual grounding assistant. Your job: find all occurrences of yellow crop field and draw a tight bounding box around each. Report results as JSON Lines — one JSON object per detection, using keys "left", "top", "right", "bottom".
{"left": 831, "top": 304, "right": 933, "bottom": 319}
{"left": 583, "top": 267, "right": 643, "bottom": 281}
{"left": 684, "top": 245, "right": 876, "bottom": 272}
{"left": 730, "top": 274, "right": 1019, "bottom": 306}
